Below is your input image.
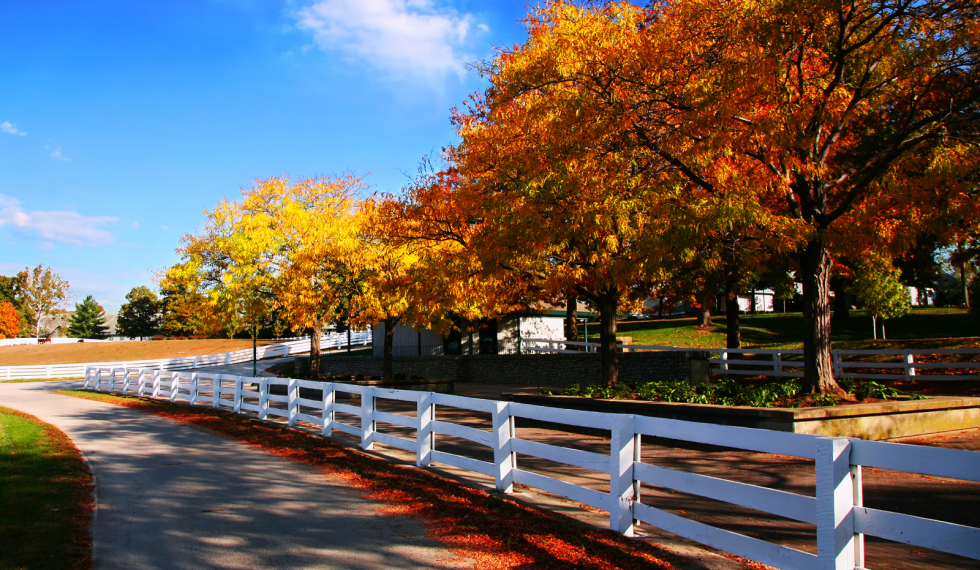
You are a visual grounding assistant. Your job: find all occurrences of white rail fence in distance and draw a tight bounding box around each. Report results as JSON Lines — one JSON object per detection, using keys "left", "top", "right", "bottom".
{"left": 524, "top": 339, "right": 980, "bottom": 382}
{"left": 84, "top": 365, "right": 980, "bottom": 570}
{"left": 1, "top": 330, "right": 371, "bottom": 380}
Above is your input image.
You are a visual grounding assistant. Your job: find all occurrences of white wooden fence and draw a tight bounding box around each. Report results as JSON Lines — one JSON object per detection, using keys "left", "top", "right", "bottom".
{"left": 0, "top": 337, "right": 110, "bottom": 347}
{"left": 0, "top": 330, "right": 371, "bottom": 380}
{"left": 83, "top": 365, "right": 980, "bottom": 570}
{"left": 525, "top": 339, "right": 980, "bottom": 382}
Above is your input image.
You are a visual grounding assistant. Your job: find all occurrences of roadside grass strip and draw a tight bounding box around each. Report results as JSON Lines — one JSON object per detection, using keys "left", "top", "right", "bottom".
{"left": 0, "top": 406, "right": 93, "bottom": 570}
{"left": 54, "top": 390, "right": 771, "bottom": 570}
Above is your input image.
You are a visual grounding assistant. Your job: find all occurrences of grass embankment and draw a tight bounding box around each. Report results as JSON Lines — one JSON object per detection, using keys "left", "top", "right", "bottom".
{"left": 0, "top": 339, "right": 285, "bottom": 367}
{"left": 610, "top": 308, "right": 978, "bottom": 349}
{"left": 0, "top": 407, "right": 93, "bottom": 570}
{"left": 55, "top": 389, "right": 765, "bottom": 570}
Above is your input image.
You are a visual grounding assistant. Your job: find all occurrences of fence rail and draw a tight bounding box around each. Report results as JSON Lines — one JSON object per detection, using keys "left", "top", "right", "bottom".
{"left": 0, "top": 337, "right": 111, "bottom": 347}
{"left": 84, "top": 365, "right": 980, "bottom": 570}
{"left": 0, "top": 330, "right": 371, "bottom": 380}
{"left": 525, "top": 339, "right": 980, "bottom": 382}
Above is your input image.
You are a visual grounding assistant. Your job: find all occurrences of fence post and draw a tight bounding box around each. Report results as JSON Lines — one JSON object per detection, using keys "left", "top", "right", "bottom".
{"left": 720, "top": 350, "right": 729, "bottom": 372}
{"left": 492, "top": 401, "right": 515, "bottom": 494}
{"left": 846, "top": 439, "right": 865, "bottom": 568}
{"left": 188, "top": 373, "right": 198, "bottom": 404}
{"left": 47, "top": 365, "right": 52, "bottom": 379}
{"left": 904, "top": 351, "right": 916, "bottom": 381}
{"left": 121, "top": 368, "right": 130, "bottom": 394}
{"left": 212, "top": 376, "right": 221, "bottom": 408}
{"left": 151, "top": 371, "right": 161, "bottom": 398}
{"left": 774, "top": 353, "right": 783, "bottom": 376}
{"left": 361, "top": 387, "right": 375, "bottom": 450}
{"left": 610, "top": 414, "right": 636, "bottom": 536}
{"left": 288, "top": 378, "right": 298, "bottom": 427}
{"left": 233, "top": 378, "right": 243, "bottom": 413}
{"left": 322, "top": 383, "right": 335, "bottom": 437}
{"left": 816, "top": 437, "right": 856, "bottom": 570}
{"left": 169, "top": 373, "right": 179, "bottom": 402}
{"left": 258, "top": 379, "right": 269, "bottom": 420}
{"left": 832, "top": 350, "right": 841, "bottom": 379}
{"left": 417, "top": 392, "right": 435, "bottom": 468}
{"left": 83, "top": 366, "right": 92, "bottom": 389}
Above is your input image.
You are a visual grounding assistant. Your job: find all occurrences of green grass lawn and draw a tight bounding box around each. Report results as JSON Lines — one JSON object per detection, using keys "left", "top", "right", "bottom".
{"left": 0, "top": 407, "right": 93, "bottom": 570}
{"left": 604, "top": 308, "right": 978, "bottom": 349}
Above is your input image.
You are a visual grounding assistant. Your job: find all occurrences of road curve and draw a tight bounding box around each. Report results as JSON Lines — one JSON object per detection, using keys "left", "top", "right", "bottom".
{"left": 0, "top": 380, "right": 469, "bottom": 570}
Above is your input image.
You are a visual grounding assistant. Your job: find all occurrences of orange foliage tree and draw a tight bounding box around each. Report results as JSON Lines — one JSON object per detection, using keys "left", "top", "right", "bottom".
{"left": 457, "top": 0, "right": 979, "bottom": 392}
{"left": 0, "top": 301, "right": 19, "bottom": 339}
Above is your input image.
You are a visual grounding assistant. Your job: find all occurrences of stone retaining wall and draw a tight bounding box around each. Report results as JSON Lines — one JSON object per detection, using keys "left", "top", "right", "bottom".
{"left": 296, "top": 351, "right": 710, "bottom": 386}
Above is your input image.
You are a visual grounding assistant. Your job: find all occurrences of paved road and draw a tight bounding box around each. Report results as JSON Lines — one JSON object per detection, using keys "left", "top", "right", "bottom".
{"left": 0, "top": 380, "right": 469, "bottom": 570}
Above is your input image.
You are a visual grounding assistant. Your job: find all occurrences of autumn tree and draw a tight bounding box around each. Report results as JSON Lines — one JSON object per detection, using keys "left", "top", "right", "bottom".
{"left": 167, "top": 197, "right": 279, "bottom": 375}
{"left": 16, "top": 265, "right": 72, "bottom": 339}
{"left": 387, "top": 167, "right": 536, "bottom": 340}
{"left": 235, "top": 174, "right": 370, "bottom": 375}
{"left": 448, "top": 2, "right": 807, "bottom": 385}
{"left": 117, "top": 286, "right": 162, "bottom": 340}
{"left": 0, "top": 275, "right": 27, "bottom": 336}
{"left": 466, "top": 0, "right": 979, "bottom": 393}
{"left": 680, "top": 0, "right": 980, "bottom": 391}
{"left": 0, "top": 302, "right": 19, "bottom": 339}
{"left": 350, "top": 196, "right": 422, "bottom": 380}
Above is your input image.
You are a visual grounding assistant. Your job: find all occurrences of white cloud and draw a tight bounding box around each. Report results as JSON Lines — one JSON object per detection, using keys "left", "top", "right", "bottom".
{"left": 131, "top": 221, "right": 139, "bottom": 228}
{"left": 50, "top": 147, "right": 71, "bottom": 161}
{"left": 160, "top": 225, "right": 170, "bottom": 230}
{"left": 1, "top": 121, "right": 26, "bottom": 136}
{"left": 0, "top": 194, "right": 117, "bottom": 246}
{"left": 295, "top": 0, "right": 482, "bottom": 81}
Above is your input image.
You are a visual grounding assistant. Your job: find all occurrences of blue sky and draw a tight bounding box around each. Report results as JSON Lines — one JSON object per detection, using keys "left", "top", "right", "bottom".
{"left": 0, "top": 0, "right": 530, "bottom": 311}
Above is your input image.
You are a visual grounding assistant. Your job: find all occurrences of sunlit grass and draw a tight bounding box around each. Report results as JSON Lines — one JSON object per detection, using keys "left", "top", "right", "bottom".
{"left": 0, "top": 407, "right": 93, "bottom": 570}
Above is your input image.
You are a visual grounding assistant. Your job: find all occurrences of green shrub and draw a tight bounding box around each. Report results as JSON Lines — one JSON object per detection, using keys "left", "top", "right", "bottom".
{"left": 854, "top": 380, "right": 900, "bottom": 401}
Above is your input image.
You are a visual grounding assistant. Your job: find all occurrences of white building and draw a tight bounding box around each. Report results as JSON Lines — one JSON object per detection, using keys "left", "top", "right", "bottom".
{"left": 372, "top": 306, "right": 584, "bottom": 356}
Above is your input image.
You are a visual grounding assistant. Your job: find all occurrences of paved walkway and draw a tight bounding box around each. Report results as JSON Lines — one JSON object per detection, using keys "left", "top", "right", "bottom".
{"left": 0, "top": 380, "right": 469, "bottom": 570}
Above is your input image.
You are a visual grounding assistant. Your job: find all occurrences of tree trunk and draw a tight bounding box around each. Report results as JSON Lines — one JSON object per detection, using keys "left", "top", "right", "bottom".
{"left": 658, "top": 296, "right": 665, "bottom": 317}
{"left": 696, "top": 291, "right": 714, "bottom": 327}
{"left": 565, "top": 295, "right": 578, "bottom": 342}
{"left": 382, "top": 316, "right": 400, "bottom": 381}
{"left": 251, "top": 324, "right": 258, "bottom": 378}
{"left": 963, "top": 262, "right": 970, "bottom": 309}
{"left": 750, "top": 288, "right": 757, "bottom": 314}
{"left": 725, "top": 255, "right": 741, "bottom": 349}
{"left": 597, "top": 288, "right": 619, "bottom": 387}
{"left": 801, "top": 237, "right": 843, "bottom": 395}
{"left": 309, "top": 321, "right": 322, "bottom": 375}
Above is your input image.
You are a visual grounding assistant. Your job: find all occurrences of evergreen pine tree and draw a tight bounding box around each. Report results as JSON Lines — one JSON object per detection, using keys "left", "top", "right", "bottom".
{"left": 67, "top": 295, "right": 109, "bottom": 339}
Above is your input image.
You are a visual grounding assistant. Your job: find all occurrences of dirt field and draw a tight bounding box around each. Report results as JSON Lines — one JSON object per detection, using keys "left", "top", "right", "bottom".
{"left": 0, "top": 339, "right": 287, "bottom": 367}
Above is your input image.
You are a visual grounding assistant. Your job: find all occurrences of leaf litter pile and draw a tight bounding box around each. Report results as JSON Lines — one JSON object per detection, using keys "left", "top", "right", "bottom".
{"left": 56, "top": 390, "right": 770, "bottom": 569}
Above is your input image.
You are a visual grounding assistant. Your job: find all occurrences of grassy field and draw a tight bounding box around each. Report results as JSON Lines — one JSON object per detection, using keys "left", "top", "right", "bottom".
{"left": 0, "top": 339, "right": 285, "bottom": 367}
{"left": 607, "top": 308, "right": 979, "bottom": 349}
{"left": 0, "top": 407, "right": 93, "bottom": 570}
